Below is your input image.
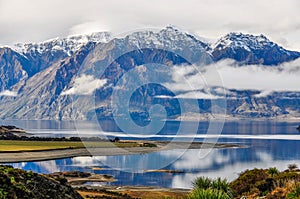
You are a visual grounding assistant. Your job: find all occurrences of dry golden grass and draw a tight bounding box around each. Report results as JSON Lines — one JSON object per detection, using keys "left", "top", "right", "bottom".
{"left": 78, "top": 189, "right": 188, "bottom": 199}
{"left": 118, "top": 190, "right": 188, "bottom": 199}
{"left": 0, "top": 140, "right": 139, "bottom": 152}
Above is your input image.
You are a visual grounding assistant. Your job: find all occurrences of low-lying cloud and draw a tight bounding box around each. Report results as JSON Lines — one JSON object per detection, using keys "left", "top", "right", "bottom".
{"left": 61, "top": 74, "right": 107, "bottom": 95}
{"left": 0, "top": 90, "right": 18, "bottom": 97}
{"left": 211, "top": 59, "right": 300, "bottom": 92}
{"left": 165, "top": 58, "right": 300, "bottom": 98}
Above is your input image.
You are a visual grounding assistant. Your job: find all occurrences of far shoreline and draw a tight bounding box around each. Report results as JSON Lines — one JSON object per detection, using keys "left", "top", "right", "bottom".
{"left": 0, "top": 141, "right": 241, "bottom": 163}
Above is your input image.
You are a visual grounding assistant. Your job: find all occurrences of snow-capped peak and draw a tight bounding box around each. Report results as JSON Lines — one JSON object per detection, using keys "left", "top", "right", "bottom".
{"left": 124, "top": 25, "right": 209, "bottom": 51}
{"left": 13, "top": 32, "right": 111, "bottom": 56}
{"left": 212, "top": 32, "right": 277, "bottom": 52}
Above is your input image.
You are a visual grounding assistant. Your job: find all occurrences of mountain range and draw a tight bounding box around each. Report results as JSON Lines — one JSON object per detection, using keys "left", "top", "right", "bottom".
{"left": 0, "top": 26, "right": 299, "bottom": 121}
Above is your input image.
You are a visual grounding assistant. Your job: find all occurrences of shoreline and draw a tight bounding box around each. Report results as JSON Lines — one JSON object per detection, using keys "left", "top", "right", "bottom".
{"left": 0, "top": 141, "right": 240, "bottom": 163}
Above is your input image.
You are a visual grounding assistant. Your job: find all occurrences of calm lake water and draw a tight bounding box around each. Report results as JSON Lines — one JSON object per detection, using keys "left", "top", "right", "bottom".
{"left": 1, "top": 120, "right": 300, "bottom": 189}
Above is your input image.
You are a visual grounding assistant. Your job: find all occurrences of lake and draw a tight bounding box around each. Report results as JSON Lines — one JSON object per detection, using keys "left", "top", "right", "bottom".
{"left": 1, "top": 120, "right": 300, "bottom": 189}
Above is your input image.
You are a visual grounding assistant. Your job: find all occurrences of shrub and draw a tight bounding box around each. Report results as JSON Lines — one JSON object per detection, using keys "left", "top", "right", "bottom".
{"left": 191, "top": 177, "right": 233, "bottom": 198}
{"left": 267, "top": 167, "right": 279, "bottom": 177}
{"left": 211, "top": 177, "right": 232, "bottom": 196}
{"left": 192, "top": 177, "right": 212, "bottom": 190}
{"left": 229, "top": 168, "right": 268, "bottom": 197}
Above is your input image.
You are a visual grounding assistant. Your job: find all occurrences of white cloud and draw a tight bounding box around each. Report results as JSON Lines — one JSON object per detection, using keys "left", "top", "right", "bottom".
{"left": 212, "top": 59, "right": 300, "bottom": 92}
{"left": 175, "top": 91, "right": 221, "bottom": 99}
{"left": 254, "top": 90, "right": 273, "bottom": 98}
{"left": 0, "top": 0, "right": 299, "bottom": 50}
{"left": 163, "top": 65, "right": 207, "bottom": 93}
{"left": 69, "top": 21, "right": 110, "bottom": 36}
{"left": 166, "top": 58, "right": 300, "bottom": 98}
{"left": 61, "top": 74, "right": 107, "bottom": 95}
{"left": 72, "top": 156, "right": 107, "bottom": 165}
{"left": 0, "top": 90, "right": 17, "bottom": 97}
{"left": 154, "top": 95, "right": 173, "bottom": 99}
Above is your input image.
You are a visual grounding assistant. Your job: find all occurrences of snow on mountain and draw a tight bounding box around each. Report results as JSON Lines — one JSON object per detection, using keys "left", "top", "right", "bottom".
{"left": 2, "top": 27, "right": 298, "bottom": 65}
{"left": 0, "top": 26, "right": 300, "bottom": 120}
{"left": 13, "top": 32, "right": 111, "bottom": 56}
{"left": 211, "top": 32, "right": 300, "bottom": 65}
{"left": 125, "top": 25, "right": 210, "bottom": 51}
{"left": 212, "top": 32, "right": 277, "bottom": 52}
{"left": 120, "top": 28, "right": 300, "bottom": 65}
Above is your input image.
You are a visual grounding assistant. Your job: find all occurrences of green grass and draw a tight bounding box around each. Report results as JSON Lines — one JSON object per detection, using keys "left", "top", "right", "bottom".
{"left": 0, "top": 140, "right": 140, "bottom": 152}
{"left": 189, "top": 177, "right": 233, "bottom": 199}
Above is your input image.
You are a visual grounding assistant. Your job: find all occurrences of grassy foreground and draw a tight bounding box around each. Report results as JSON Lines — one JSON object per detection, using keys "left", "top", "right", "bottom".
{"left": 186, "top": 164, "right": 300, "bottom": 199}
{"left": 0, "top": 165, "right": 82, "bottom": 199}
{"left": 1, "top": 164, "right": 300, "bottom": 198}
{"left": 0, "top": 140, "right": 141, "bottom": 152}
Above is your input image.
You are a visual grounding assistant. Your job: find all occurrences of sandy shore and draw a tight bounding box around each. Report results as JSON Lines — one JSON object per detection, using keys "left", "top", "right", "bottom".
{"left": 0, "top": 141, "right": 240, "bottom": 163}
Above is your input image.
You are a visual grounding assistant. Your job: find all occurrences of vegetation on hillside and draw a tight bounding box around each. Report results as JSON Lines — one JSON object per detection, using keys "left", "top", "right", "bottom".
{"left": 0, "top": 165, "right": 82, "bottom": 199}
{"left": 187, "top": 164, "right": 300, "bottom": 199}
{"left": 187, "top": 177, "right": 233, "bottom": 199}
{"left": 1, "top": 164, "right": 300, "bottom": 198}
{"left": 229, "top": 164, "right": 300, "bottom": 199}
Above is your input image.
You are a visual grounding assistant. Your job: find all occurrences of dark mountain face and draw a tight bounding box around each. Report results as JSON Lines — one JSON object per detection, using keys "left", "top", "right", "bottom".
{"left": 0, "top": 48, "right": 29, "bottom": 91}
{"left": 0, "top": 27, "right": 299, "bottom": 120}
{"left": 23, "top": 47, "right": 68, "bottom": 77}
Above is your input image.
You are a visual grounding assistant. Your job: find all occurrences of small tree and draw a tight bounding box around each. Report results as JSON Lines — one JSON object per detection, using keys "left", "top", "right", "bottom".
{"left": 288, "top": 164, "right": 298, "bottom": 171}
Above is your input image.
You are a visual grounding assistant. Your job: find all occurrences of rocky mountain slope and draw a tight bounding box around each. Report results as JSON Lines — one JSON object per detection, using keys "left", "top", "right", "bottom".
{"left": 0, "top": 26, "right": 299, "bottom": 120}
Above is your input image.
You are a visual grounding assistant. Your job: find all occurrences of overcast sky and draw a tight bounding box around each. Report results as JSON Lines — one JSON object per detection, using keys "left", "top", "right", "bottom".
{"left": 0, "top": 0, "right": 299, "bottom": 50}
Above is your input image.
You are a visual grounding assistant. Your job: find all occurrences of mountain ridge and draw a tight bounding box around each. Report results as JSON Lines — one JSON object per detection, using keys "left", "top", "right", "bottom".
{"left": 0, "top": 26, "right": 299, "bottom": 120}
{"left": 2, "top": 26, "right": 299, "bottom": 65}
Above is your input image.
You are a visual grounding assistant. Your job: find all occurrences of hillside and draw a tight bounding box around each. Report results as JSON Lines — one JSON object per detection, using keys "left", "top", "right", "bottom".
{"left": 0, "top": 165, "right": 82, "bottom": 199}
